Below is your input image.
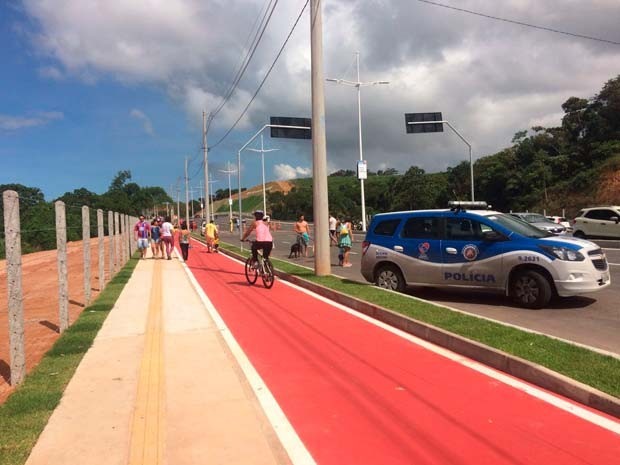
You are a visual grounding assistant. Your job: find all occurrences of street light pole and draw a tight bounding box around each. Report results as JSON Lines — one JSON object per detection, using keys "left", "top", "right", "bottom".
{"left": 327, "top": 51, "right": 389, "bottom": 232}
{"left": 407, "top": 120, "right": 475, "bottom": 201}
{"left": 248, "top": 134, "right": 279, "bottom": 214}
{"left": 219, "top": 162, "right": 237, "bottom": 229}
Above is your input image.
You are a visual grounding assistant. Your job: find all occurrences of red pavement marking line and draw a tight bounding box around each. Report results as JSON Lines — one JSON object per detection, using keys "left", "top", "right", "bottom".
{"left": 186, "top": 248, "right": 620, "bottom": 465}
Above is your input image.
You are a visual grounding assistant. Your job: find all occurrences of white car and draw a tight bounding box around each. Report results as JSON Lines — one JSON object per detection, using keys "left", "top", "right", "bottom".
{"left": 572, "top": 206, "right": 620, "bottom": 239}
{"left": 546, "top": 216, "right": 572, "bottom": 230}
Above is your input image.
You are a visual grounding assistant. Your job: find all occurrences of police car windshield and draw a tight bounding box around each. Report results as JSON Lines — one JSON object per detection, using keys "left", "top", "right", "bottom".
{"left": 485, "top": 213, "right": 551, "bottom": 238}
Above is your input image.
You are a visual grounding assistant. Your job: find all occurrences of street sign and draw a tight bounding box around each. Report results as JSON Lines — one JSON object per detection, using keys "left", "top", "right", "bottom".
{"left": 357, "top": 160, "right": 367, "bottom": 180}
{"left": 270, "top": 116, "right": 312, "bottom": 139}
{"left": 405, "top": 112, "right": 443, "bottom": 133}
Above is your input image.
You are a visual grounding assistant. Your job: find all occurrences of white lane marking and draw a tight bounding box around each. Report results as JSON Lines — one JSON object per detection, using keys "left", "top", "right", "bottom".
{"left": 180, "top": 243, "right": 316, "bottom": 465}
{"left": 607, "top": 263, "right": 620, "bottom": 266}
{"left": 213, "top": 246, "right": 620, "bottom": 434}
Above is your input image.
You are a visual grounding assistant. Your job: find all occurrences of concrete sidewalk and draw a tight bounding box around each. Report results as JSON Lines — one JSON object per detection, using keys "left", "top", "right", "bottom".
{"left": 24, "top": 252, "right": 292, "bottom": 465}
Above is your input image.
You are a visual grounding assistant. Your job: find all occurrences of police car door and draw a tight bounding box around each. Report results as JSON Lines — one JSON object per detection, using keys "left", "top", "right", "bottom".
{"left": 396, "top": 216, "right": 443, "bottom": 285}
{"left": 441, "top": 216, "right": 505, "bottom": 289}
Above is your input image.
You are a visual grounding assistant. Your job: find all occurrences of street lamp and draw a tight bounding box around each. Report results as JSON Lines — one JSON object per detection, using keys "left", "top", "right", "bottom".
{"left": 247, "top": 134, "right": 279, "bottom": 215}
{"left": 327, "top": 51, "right": 389, "bottom": 232}
{"left": 219, "top": 162, "right": 237, "bottom": 231}
{"left": 406, "top": 119, "right": 475, "bottom": 201}
{"left": 238, "top": 123, "right": 311, "bottom": 243}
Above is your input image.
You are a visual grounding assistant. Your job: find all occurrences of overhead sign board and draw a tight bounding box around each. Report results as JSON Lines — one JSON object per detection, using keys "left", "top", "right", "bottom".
{"left": 357, "top": 160, "right": 368, "bottom": 180}
{"left": 405, "top": 112, "right": 443, "bottom": 134}
{"left": 270, "top": 116, "right": 312, "bottom": 139}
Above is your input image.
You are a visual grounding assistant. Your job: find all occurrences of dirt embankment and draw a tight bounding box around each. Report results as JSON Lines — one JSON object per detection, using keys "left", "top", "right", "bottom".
{"left": 0, "top": 240, "right": 107, "bottom": 403}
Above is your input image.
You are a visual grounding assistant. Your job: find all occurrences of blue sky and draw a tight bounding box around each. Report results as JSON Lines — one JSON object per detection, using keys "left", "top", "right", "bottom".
{"left": 2, "top": 1, "right": 619, "bottom": 201}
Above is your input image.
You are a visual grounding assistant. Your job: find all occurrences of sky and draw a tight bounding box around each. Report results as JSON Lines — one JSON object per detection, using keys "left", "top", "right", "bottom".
{"left": 1, "top": 0, "right": 619, "bottom": 201}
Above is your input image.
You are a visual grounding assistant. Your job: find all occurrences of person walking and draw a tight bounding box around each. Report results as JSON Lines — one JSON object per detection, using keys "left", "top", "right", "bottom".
{"left": 294, "top": 214, "right": 311, "bottom": 257}
{"left": 338, "top": 217, "right": 353, "bottom": 267}
{"left": 134, "top": 215, "right": 151, "bottom": 259}
{"left": 179, "top": 222, "right": 191, "bottom": 261}
{"left": 150, "top": 218, "right": 162, "bottom": 259}
{"left": 204, "top": 219, "right": 219, "bottom": 253}
{"left": 161, "top": 216, "right": 175, "bottom": 260}
{"left": 329, "top": 214, "right": 338, "bottom": 246}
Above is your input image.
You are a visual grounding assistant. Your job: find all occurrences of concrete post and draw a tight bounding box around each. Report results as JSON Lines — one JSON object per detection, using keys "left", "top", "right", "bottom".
{"left": 108, "top": 210, "right": 115, "bottom": 280}
{"left": 120, "top": 214, "right": 126, "bottom": 265}
{"left": 82, "top": 206, "right": 91, "bottom": 306}
{"left": 97, "top": 209, "right": 105, "bottom": 291}
{"left": 3, "top": 190, "right": 25, "bottom": 385}
{"left": 114, "top": 212, "right": 120, "bottom": 272}
{"left": 125, "top": 215, "right": 131, "bottom": 261}
{"left": 55, "top": 200, "right": 69, "bottom": 332}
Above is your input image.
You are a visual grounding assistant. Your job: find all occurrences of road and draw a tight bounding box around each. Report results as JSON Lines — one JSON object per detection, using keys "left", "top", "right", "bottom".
{"left": 216, "top": 225, "right": 620, "bottom": 356}
{"left": 184, "top": 240, "right": 620, "bottom": 464}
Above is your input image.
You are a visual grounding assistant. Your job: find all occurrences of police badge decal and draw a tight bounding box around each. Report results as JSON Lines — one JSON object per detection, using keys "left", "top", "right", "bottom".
{"left": 418, "top": 242, "right": 430, "bottom": 260}
{"left": 462, "top": 244, "right": 479, "bottom": 261}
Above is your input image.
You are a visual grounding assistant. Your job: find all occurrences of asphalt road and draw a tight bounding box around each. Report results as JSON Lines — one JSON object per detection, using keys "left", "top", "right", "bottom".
{"left": 217, "top": 226, "right": 620, "bottom": 356}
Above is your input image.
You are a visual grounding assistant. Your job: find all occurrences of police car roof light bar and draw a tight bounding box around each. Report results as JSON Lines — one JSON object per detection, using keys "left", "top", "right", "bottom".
{"left": 448, "top": 201, "right": 488, "bottom": 212}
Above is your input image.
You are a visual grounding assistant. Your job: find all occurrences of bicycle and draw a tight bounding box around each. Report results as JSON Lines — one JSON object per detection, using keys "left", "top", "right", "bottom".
{"left": 243, "top": 240, "right": 275, "bottom": 289}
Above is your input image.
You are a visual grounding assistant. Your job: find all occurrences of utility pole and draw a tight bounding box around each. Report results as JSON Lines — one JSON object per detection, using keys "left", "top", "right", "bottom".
{"left": 248, "top": 134, "right": 279, "bottom": 214}
{"left": 310, "top": 0, "right": 330, "bottom": 276}
{"left": 184, "top": 157, "right": 190, "bottom": 228}
{"left": 203, "top": 111, "right": 211, "bottom": 225}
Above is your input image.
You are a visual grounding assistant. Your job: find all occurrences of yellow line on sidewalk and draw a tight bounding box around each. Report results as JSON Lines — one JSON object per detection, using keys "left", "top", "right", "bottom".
{"left": 128, "top": 260, "right": 165, "bottom": 465}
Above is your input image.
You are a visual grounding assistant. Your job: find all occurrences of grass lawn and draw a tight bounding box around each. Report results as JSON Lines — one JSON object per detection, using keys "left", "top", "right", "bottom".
{"left": 0, "top": 257, "right": 139, "bottom": 465}
{"left": 221, "top": 241, "right": 620, "bottom": 399}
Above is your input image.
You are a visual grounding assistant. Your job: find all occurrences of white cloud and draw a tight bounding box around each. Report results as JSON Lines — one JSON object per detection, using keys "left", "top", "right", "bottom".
{"left": 0, "top": 111, "right": 63, "bottom": 131}
{"left": 19, "top": 0, "right": 620, "bottom": 173}
{"left": 38, "top": 66, "right": 64, "bottom": 80}
{"left": 130, "top": 108, "right": 155, "bottom": 135}
{"left": 273, "top": 163, "right": 311, "bottom": 180}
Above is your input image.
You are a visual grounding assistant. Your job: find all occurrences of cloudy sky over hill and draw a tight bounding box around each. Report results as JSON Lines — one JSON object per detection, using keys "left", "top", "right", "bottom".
{"left": 2, "top": 0, "right": 619, "bottom": 199}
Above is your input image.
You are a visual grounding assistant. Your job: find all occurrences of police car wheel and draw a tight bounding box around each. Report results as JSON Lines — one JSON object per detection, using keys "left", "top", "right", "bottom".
{"left": 375, "top": 265, "right": 405, "bottom": 292}
{"left": 511, "top": 270, "right": 552, "bottom": 309}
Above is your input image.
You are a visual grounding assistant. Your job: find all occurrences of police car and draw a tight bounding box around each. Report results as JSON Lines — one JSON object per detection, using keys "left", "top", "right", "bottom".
{"left": 360, "top": 202, "right": 610, "bottom": 309}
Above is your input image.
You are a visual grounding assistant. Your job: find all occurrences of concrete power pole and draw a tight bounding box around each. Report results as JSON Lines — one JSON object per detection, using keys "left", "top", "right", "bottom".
{"left": 203, "top": 111, "right": 211, "bottom": 222}
{"left": 185, "top": 156, "right": 190, "bottom": 228}
{"left": 310, "top": 0, "right": 330, "bottom": 276}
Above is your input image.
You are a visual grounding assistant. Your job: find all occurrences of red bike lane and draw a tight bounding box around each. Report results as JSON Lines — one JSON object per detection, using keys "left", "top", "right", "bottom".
{"left": 184, "top": 241, "right": 620, "bottom": 465}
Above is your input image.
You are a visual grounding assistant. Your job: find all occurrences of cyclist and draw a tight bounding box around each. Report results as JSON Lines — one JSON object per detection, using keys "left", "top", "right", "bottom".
{"left": 241, "top": 210, "right": 273, "bottom": 268}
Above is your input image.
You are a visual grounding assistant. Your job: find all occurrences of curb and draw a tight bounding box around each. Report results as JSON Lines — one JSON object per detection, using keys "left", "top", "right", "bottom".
{"left": 213, "top": 242, "right": 620, "bottom": 419}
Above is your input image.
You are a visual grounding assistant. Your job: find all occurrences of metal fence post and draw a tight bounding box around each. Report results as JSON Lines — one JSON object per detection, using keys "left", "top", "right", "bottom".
{"left": 82, "top": 206, "right": 91, "bottom": 306}
{"left": 108, "top": 210, "right": 115, "bottom": 280}
{"left": 3, "top": 190, "right": 25, "bottom": 385}
{"left": 55, "top": 200, "right": 69, "bottom": 332}
{"left": 97, "top": 209, "right": 105, "bottom": 291}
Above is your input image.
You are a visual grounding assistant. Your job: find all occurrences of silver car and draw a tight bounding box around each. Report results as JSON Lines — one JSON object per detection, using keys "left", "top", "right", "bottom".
{"left": 510, "top": 213, "right": 567, "bottom": 235}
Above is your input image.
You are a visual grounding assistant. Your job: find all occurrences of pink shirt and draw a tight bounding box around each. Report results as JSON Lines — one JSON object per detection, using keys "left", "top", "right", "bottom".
{"left": 255, "top": 220, "right": 272, "bottom": 242}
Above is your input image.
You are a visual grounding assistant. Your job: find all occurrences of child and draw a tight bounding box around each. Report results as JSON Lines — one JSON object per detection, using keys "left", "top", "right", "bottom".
{"left": 212, "top": 236, "right": 220, "bottom": 253}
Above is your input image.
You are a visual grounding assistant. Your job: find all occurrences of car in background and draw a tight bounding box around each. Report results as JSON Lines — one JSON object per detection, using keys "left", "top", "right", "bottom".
{"left": 546, "top": 216, "right": 571, "bottom": 230}
{"left": 572, "top": 206, "right": 620, "bottom": 239}
{"left": 360, "top": 201, "right": 610, "bottom": 309}
{"left": 510, "top": 212, "right": 567, "bottom": 235}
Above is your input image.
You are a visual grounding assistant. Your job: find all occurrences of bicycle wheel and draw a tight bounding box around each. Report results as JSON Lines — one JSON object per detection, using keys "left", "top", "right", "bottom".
{"left": 245, "top": 257, "right": 258, "bottom": 284}
{"left": 261, "top": 259, "right": 275, "bottom": 289}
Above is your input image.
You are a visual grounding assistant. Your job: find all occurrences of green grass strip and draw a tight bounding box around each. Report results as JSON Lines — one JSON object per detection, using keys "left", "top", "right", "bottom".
{"left": 221, "top": 242, "right": 620, "bottom": 398}
{"left": 0, "top": 256, "right": 139, "bottom": 465}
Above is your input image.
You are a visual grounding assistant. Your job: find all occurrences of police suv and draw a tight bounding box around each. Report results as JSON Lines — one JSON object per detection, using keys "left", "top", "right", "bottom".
{"left": 360, "top": 202, "right": 610, "bottom": 308}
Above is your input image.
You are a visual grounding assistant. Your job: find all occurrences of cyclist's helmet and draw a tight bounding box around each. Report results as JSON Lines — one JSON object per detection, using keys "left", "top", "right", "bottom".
{"left": 253, "top": 210, "right": 264, "bottom": 220}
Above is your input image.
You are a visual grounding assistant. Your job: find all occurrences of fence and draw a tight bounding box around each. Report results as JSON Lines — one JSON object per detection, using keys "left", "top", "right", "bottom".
{"left": 1, "top": 190, "right": 138, "bottom": 388}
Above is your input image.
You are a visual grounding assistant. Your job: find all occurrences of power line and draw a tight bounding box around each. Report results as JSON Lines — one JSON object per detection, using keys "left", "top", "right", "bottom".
{"left": 209, "top": 0, "right": 310, "bottom": 151}
{"left": 416, "top": 0, "right": 620, "bottom": 46}
{"left": 207, "top": 0, "right": 280, "bottom": 132}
